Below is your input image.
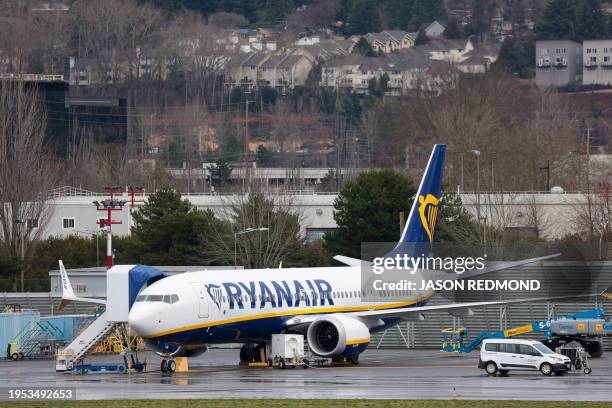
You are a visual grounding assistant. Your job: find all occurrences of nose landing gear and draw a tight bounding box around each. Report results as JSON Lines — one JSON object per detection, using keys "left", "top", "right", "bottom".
{"left": 161, "top": 358, "right": 176, "bottom": 373}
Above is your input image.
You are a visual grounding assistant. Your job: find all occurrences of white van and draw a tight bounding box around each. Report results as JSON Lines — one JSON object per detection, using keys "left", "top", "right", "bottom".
{"left": 479, "top": 339, "right": 571, "bottom": 376}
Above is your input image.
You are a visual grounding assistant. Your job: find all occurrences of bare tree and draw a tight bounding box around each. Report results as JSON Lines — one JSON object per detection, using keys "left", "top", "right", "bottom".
{"left": 523, "top": 193, "right": 551, "bottom": 240}
{"left": 70, "top": 0, "right": 162, "bottom": 84}
{"left": 208, "top": 12, "right": 248, "bottom": 28}
{"left": 572, "top": 189, "right": 611, "bottom": 244}
{"left": 205, "top": 189, "right": 306, "bottom": 268}
{"left": 164, "top": 12, "right": 228, "bottom": 107}
{"left": 0, "top": 80, "right": 59, "bottom": 288}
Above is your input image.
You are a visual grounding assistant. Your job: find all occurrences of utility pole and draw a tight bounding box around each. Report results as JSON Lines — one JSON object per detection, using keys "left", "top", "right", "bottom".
{"left": 539, "top": 161, "right": 550, "bottom": 192}
{"left": 14, "top": 219, "right": 25, "bottom": 292}
{"left": 460, "top": 153, "right": 465, "bottom": 193}
{"left": 243, "top": 99, "right": 250, "bottom": 193}
{"left": 470, "top": 150, "right": 481, "bottom": 222}
{"left": 476, "top": 153, "right": 480, "bottom": 221}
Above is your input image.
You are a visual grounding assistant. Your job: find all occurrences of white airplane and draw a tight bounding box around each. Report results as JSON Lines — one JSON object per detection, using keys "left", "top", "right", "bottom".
{"left": 121, "top": 144, "right": 567, "bottom": 370}
{"left": 58, "top": 144, "right": 576, "bottom": 372}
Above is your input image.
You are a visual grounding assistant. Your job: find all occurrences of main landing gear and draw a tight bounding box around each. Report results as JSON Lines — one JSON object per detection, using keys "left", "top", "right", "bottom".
{"left": 239, "top": 343, "right": 267, "bottom": 366}
{"left": 161, "top": 358, "right": 176, "bottom": 373}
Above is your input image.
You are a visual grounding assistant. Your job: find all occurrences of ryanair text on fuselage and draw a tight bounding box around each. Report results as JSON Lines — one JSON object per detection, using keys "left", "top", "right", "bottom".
{"left": 206, "top": 279, "right": 335, "bottom": 310}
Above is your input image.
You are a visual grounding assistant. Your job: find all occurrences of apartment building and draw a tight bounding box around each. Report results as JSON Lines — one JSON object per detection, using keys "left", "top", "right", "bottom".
{"left": 363, "top": 30, "right": 417, "bottom": 53}
{"left": 226, "top": 52, "right": 314, "bottom": 91}
{"left": 535, "top": 40, "right": 582, "bottom": 87}
{"left": 583, "top": 39, "right": 612, "bottom": 85}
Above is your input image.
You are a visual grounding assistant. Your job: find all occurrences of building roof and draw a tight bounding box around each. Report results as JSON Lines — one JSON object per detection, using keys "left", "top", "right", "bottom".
{"left": 426, "top": 20, "right": 448, "bottom": 30}
{"left": 261, "top": 54, "right": 286, "bottom": 69}
{"left": 278, "top": 54, "right": 306, "bottom": 69}
{"left": 418, "top": 38, "right": 471, "bottom": 52}
{"left": 243, "top": 52, "right": 270, "bottom": 66}
{"left": 384, "top": 30, "right": 413, "bottom": 41}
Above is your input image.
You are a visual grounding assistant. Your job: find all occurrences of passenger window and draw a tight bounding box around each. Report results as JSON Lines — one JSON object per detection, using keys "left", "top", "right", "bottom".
{"left": 484, "top": 343, "right": 498, "bottom": 352}
{"left": 499, "top": 343, "right": 516, "bottom": 353}
{"left": 519, "top": 344, "right": 539, "bottom": 356}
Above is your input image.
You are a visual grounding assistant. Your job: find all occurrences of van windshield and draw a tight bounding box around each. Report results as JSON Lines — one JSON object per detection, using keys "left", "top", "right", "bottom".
{"left": 533, "top": 343, "right": 554, "bottom": 354}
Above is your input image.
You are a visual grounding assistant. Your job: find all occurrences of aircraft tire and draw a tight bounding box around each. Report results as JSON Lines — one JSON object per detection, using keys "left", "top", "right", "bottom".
{"left": 240, "top": 343, "right": 257, "bottom": 363}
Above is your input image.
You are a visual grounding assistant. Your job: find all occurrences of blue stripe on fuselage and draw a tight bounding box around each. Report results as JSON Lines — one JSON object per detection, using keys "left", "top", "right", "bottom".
{"left": 153, "top": 299, "right": 430, "bottom": 345}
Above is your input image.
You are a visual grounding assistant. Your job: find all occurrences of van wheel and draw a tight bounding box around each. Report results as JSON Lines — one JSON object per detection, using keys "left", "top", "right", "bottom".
{"left": 485, "top": 361, "right": 498, "bottom": 375}
{"left": 498, "top": 370, "right": 509, "bottom": 376}
{"left": 540, "top": 363, "right": 553, "bottom": 376}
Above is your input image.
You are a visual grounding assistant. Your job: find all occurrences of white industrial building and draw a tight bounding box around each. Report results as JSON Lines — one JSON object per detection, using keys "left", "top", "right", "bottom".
{"left": 27, "top": 188, "right": 609, "bottom": 242}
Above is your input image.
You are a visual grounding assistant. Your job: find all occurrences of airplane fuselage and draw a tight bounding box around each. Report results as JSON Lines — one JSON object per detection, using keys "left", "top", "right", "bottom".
{"left": 128, "top": 266, "right": 434, "bottom": 346}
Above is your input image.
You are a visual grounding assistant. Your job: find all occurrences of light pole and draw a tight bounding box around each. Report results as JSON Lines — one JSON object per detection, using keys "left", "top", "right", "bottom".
{"left": 149, "top": 113, "right": 156, "bottom": 155}
{"left": 460, "top": 153, "right": 464, "bottom": 193}
{"left": 75, "top": 229, "right": 100, "bottom": 267}
{"left": 234, "top": 227, "right": 269, "bottom": 269}
{"left": 14, "top": 219, "right": 25, "bottom": 292}
{"left": 470, "top": 150, "right": 481, "bottom": 222}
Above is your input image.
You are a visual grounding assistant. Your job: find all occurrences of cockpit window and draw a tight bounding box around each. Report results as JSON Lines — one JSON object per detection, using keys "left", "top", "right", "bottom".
{"left": 135, "top": 294, "right": 147, "bottom": 302}
{"left": 163, "top": 294, "right": 180, "bottom": 304}
{"left": 147, "top": 295, "right": 163, "bottom": 302}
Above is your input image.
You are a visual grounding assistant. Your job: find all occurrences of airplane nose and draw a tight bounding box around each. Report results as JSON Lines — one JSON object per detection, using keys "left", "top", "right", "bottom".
{"left": 128, "top": 305, "right": 154, "bottom": 337}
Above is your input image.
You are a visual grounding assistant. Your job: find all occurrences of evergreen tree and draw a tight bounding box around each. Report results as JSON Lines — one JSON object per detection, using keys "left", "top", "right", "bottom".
{"left": 493, "top": 37, "right": 536, "bottom": 77}
{"left": 208, "top": 159, "right": 233, "bottom": 188}
{"left": 352, "top": 37, "right": 378, "bottom": 56}
{"left": 384, "top": 0, "right": 415, "bottom": 30}
{"left": 466, "top": 0, "right": 488, "bottom": 40}
{"left": 534, "top": 0, "right": 578, "bottom": 39}
{"left": 323, "top": 170, "right": 417, "bottom": 258}
{"left": 409, "top": 0, "right": 446, "bottom": 31}
{"left": 131, "top": 188, "right": 224, "bottom": 265}
{"left": 255, "top": 145, "right": 274, "bottom": 166}
{"left": 444, "top": 19, "right": 462, "bottom": 39}
{"left": 415, "top": 28, "right": 429, "bottom": 46}
{"left": 576, "top": 0, "right": 607, "bottom": 39}
{"left": 346, "top": 0, "right": 381, "bottom": 35}
{"left": 264, "top": 0, "right": 294, "bottom": 23}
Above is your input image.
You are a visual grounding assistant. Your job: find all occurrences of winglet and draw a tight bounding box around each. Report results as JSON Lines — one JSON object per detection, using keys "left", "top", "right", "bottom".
{"left": 57, "top": 260, "right": 106, "bottom": 309}
{"left": 59, "top": 260, "right": 77, "bottom": 301}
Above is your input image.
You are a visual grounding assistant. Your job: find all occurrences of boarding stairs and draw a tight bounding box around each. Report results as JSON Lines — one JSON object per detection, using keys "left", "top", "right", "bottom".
{"left": 55, "top": 311, "right": 116, "bottom": 371}
{"left": 14, "top": 320, "right": 66, "bottom": 359}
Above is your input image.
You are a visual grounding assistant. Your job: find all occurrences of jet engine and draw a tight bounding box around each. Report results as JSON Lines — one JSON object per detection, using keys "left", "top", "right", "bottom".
{"left": 306, "top": 314, "right": 370, "bottom": 358}
{"left": 146, "top": 340, "right": 208, "bottom": 358}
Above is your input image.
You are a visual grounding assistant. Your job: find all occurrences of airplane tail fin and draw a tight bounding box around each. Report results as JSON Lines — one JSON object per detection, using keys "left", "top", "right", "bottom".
{"left": 58, "top": 260, "right": 106, "bottom": 310}
{"left": 385, "top": 144, "right": 446, "bottom": 259}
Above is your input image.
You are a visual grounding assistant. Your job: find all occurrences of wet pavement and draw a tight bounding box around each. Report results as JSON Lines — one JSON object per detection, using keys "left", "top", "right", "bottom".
{"left": 1, "top": 349, "right": 611, "bottom": 400}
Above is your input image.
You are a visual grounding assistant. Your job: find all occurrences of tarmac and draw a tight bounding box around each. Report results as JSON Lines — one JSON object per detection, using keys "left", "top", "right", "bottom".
{"left": 1, "top": 348, "right": 611, "bottom": 401}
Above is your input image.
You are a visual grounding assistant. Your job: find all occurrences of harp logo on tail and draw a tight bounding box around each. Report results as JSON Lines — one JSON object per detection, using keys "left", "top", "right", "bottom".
{"left": 418, "top": 194, "right": 440, "bottom": 244}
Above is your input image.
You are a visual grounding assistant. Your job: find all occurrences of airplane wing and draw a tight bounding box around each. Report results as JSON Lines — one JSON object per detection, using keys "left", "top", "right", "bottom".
{"left": 333, "top": 255, "right": 368, "bottom": 267}
{"left": 58, "top": 260, "right": 106, "bottom": 310}
{"left": 285, "top": 292, "right": 602, "bottom": 331}
{"left": 349, "top": 293, "right": 600, "bottom": 322}
{"left": 453, "top": 253, "right": 562, "bottom": 280}
{"left": 334, "top": 253, "right": 561, "bottom": 279}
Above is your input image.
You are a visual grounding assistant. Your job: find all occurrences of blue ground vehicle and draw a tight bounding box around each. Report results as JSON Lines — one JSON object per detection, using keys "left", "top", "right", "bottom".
{"left": 441, "top": 308, "right": 611, "bottom": 357}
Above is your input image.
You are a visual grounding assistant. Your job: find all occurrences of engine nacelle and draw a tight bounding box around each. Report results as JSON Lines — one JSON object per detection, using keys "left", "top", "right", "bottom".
{"left": 146, "top": 340, "right": 208, "bottom": 358}
{"left": 306, "top": 314, "right": 370, "bottom": 357}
